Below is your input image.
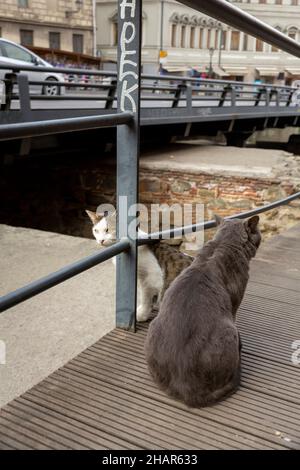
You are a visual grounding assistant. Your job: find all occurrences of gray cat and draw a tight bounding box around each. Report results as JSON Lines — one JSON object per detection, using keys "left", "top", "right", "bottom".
{"left": 145, "top": 215, "right": 261, "bottom": 408}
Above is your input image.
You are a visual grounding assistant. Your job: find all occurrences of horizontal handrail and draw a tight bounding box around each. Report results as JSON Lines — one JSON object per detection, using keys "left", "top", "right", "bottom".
{"left": 1, "top": 192, "right": 299, "bottom": 313}
{"left": 0, "top": 63, "right": 116, "bottom": 77}
{"left": 0, "top": 112, "right": 133, "bottom": 141}
{"left": 143, "top": 74, "right": 296, "bottom": 91}
{"left": 0, "top": 63, "right": 296, "bottom": 92}
{"left": 0, "top": 238, "right": 131, "bottom": 314}
{"left": 180, "top": 0, "right": 300, "bottom": 57}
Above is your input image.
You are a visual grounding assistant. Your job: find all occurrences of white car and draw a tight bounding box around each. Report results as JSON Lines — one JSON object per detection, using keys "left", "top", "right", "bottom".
{"left": 0, "top": 38, "right": 65, "bottom": 96}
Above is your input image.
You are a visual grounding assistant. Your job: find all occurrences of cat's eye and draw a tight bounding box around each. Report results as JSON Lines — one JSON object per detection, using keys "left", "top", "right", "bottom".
{"left": 106, "top": 228, "right": 109, "bottom": 233}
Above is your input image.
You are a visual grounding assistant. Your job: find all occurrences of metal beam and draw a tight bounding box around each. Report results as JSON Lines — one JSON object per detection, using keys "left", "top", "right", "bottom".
{"left": 116, "top": 0, "right": 142, "bottom": 330}
{"left": 180, "top": 0, "right": 300, "bottom": 58}
{"left": 0, "top": 112, "right": 133, "bottom": 141}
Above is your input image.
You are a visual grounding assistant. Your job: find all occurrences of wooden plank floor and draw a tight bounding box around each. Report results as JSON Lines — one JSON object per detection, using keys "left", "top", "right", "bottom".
{"left": 1, "top": 225, "right": 300, "bottom": 450}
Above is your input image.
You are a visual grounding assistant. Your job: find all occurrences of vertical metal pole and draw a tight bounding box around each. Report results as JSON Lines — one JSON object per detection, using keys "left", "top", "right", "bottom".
{"left": 116, "top": 0, "right": 142, "bottom": 330}
{"left": 17, "top": 74, "right": 31, "bottom": 119}
{"left": 160, "top": 0, "right": 164, "bottom": 52}
{"left": 218, "top": 26, "right": 223, "bottom": 67}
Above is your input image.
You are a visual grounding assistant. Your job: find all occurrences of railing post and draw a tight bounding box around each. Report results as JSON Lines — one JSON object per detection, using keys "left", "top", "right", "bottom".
{"left": 186, "top": 83, "right": 192, "bottom": 111}
{"left": 286, "top": 90, "right": 293, "bottom": 107}
{"left": 116, "top": 0, "right": 142, "bottom": 330}
{"left": 264, "top": 88, "right": 270, "bottom": 106}
{"left": 274, "top": 89, "right": 280, "bottom": 107}
{"left": 172, "top": 83, "right": 185, "bottom": 108}
{"left": 230, "top": 86, "right": 236, "bottom": 106}
{"left": 254, "top": 87, "right": 263, "bottom": 106}
{"left": 17, "top": 74, "right": 31, "bottom": 118}
{"left": 105, "top": 79, "right": 117, "bottom": 110}
{"left": 219, "top": 84, "right": 231, "bottom": 107}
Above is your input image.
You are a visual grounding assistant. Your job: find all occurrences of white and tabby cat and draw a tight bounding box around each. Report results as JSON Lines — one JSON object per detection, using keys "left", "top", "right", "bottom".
{"left": 86, "top": 210, "right": 193, "bottom": 322}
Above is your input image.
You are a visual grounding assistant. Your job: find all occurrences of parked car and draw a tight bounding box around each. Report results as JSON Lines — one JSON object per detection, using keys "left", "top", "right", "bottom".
{"left": 0, "top": 38, "right": 65, "bottom": 96}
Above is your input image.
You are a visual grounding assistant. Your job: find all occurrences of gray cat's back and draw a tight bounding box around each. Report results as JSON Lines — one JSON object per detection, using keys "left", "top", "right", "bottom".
{"left": 145, "top": 217, "right": 261, "bottom": 408}
{"left": 146, "top": 258, "right": 240, "bottom": 407}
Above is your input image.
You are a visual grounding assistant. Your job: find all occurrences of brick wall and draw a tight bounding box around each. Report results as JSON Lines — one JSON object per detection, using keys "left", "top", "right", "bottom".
{"left": 1, "top": 155, "right": 300, "bottom": 246}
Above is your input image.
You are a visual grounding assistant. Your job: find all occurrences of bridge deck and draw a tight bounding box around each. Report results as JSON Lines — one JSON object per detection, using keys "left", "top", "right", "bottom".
{"left": 0, "top": 225, "right": 300, "bottom": 450}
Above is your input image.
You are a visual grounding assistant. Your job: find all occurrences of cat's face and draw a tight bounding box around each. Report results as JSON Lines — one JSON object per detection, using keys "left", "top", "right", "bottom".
{"left": 86, "top": 210, "right": 116, "bottom": 246}
{"left": 214, "top": 215, "right": 261, "bottom": 249}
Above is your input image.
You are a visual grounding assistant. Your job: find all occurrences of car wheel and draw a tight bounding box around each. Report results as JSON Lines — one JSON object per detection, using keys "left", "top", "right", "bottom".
{"left": 42, "top": 77, "right": 60, "bottom": 96}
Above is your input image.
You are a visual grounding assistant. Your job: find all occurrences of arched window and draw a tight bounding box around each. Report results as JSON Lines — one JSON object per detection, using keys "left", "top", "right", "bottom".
{"left": 199, "top": 28, "right": 204, "bottom": 49}
{"left": 190, "top": 27, "right": 195, "bottom": 48}
{"left": 180, "top": 25, "right": 186, "bottom": 48}
{"left": 256, "top": 39, "right": 264, "bottom": 52}
{"left": 288, "top": 27, "right": 298, "bottom": 41}
{"left": 231, "top": 31, "right": 240, "bottom": 51}
{"left": 207, "top": 29, "right": 211, "bottom": 48}
{"left": 171, "top": 24, "right": 177, "bottom": 47}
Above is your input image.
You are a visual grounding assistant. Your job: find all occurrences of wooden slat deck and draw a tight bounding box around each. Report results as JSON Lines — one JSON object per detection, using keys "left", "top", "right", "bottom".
{"left": 1, "top": 225, "right": 300, "bottom": 450}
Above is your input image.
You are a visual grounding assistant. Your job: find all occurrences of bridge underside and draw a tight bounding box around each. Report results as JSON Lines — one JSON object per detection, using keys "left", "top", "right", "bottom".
{"left": 0, "top": 225, "right": 299, "bottom": 449}
{"left": 1, "top": 107, "right": 300, "bottom": 155}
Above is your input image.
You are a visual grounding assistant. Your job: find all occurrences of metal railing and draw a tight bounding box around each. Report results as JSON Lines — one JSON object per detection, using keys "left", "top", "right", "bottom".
{"left": 1, "top": 0, "right": 300, "bottom": 330}
{"left": 0, "top": 65, "right": 298, "bottom": 115}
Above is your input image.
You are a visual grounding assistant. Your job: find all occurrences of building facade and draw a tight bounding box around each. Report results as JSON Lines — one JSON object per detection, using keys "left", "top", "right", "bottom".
{"left": 0, "top": 0, "right": 95, "bottom": 57}
{"left": 97, "top": 0, "right": 300, "bottom": 83}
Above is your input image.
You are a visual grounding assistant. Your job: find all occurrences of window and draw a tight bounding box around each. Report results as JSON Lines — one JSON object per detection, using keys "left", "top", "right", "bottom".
{"left": 180, "top": 26, "right": 186, "bottom": 48}
{"left": 231, "top": 31, "right": 240, "bottom": 51}
{"left": 259, "top": 0, "right": 266, "bottom": 3}
{"left": 207, "top": 29, "right": 211, "bottom": 48}
{"left": 18, "top": 0, "right": 28, "bottom": 7}
{"left": 112, "top": 22, "right": 118, "bottom": 46}
{"left": 221, "top": 30, "right": 226, "bottom": 50}
{"left": 291, "top": 0, "right": 298, "bottom": 5}
{"left": 73, "top": 34, "right": 84, "bottom": 53}
{"left": 190, "top": 27, "right": 195, "bottom": 48}
{"left": 275, "top": 0, "right": 282, "bottom": 4}
{"left": 288, "top": 29, "right": 297, "bottom": 40}
{"left": 2, "top": 41, "right": 34, "bottom": 63}
{"left": 49, "top": 32, "right": 60, "bottom": 50}
{"left": 256, "top": 39, "right": 264, "bottom": 52}
{"left": 171, "top": 24, "right": 177, "bottom": 47}
{"left": 20, "top": 29, "right": 33, "bottom": 47}
{"left": 214, "top": 30, "right": 219, "bottom": 49}
{"left": 199, "top": 28, "right": 203, "bottom": 49}
{"left": 243, "top": 34, "right": 248, "bottom": 51}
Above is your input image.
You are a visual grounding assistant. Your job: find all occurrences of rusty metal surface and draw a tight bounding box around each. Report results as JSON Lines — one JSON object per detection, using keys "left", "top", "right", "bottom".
{"left": 0, "top": 226, "right": 299, "bottom": 450}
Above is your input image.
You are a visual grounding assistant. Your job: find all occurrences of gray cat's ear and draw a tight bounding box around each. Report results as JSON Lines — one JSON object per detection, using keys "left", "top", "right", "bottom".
{"left": 214, "top": 214, "right": 223, "bottom": 226}
{"left": 247, "top": 215, "right": 260, "bottom": 233}
{"left": 85, "top": 210, "right": 101, "bottom": 225}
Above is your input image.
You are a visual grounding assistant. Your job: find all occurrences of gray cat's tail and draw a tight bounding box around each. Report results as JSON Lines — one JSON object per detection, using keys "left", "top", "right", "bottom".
{"left": 184, "top": 366, "right": 241, "bottom": 408}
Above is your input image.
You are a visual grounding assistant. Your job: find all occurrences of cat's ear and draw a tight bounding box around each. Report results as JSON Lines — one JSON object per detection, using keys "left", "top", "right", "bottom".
{"left": 214, "top": 214, "right": 223, "bottom": 226}
{"left": 85, "top": 210, "right": 101, "bottom": 225}
{"left": 246, "top": 215, "right": 260, "bottom": 233}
